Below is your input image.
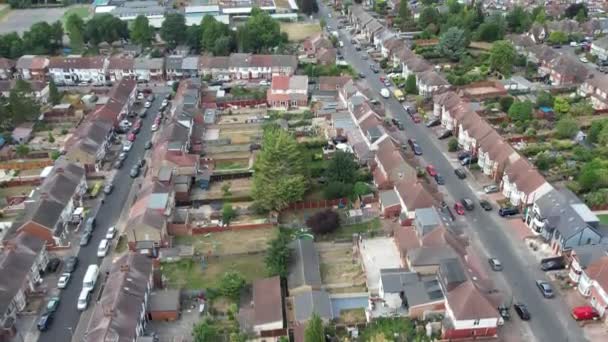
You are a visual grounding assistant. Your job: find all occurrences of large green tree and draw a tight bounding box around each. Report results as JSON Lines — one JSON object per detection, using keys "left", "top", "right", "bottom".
{"left": 66, "top": 14, "right": 85, "bottom": 52}
{"left": 265, "top": 229, "right": 292, "bottom": 277}
{"left": 161, "top": 13, "right": 187, "bottom": 49}
{"left": 418, "top": 7, "right": 440, "bottom": 30}
{"left": 237, "top": 8, "right": 287, "bottom": 53}
{"left": 1, "top": 80, "right": 40, "bottom": 129}
{"left": 130, "top": 15, "right": 155, "bottom": 47}
{"left": 326, "top": 150, "right": 358, "bottom": 184}
{"left": 508, "top": 100, "right": 533, "bottom": 123}
{"left": 489, "top": 40, "right": 516, "bottom": 77}
{"left": 200, "top": 15, "right": 235, "bottom": 55}
{"left": 475, "top": 18, "right": 505, "bottom": 42}
{"left": 438, "top": 27, "right": 468, "bottom": 61}
{"left": 48, "top": 79, "right": 62, "bottom": 105}
{"left": 192, "top": 319, "right": 219, "bottom": 342}
{"left": 555, "top": 116, "right": 579, "bottom": 139}
{"left": 305, "top": 313, "right": 325, "bottom": 342}
{"left": 251, "top": 127, "right": 307, "bottom": 212}
{"left": 547, "top": 31, "right": 568, "bottom": 45}
{"left": 219, "top": 271, "right": 246, "bottom": 301}
{"left": 85, "top": 14, "right": 128, "bottom": 45}
{"left": 505, "top": 6, "right": 531, "bottom": 33}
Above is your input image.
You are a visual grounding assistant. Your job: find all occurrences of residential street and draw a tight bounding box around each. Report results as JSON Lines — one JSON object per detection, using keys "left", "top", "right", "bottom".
{"left": 37, "top": 94, "right": 163, "bottom": 342}
{"left": 319, "top": 4, "right": 586, "bottom": 342}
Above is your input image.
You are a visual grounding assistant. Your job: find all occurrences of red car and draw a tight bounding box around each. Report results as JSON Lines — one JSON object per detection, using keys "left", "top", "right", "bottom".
{"left": 426, "top": 165, "right": 437, "bottom": 177}
{"left": 571, "top": 306, "right": 599, "bottom": 321}
{"left": 127, "top": 133, "right": 136, "bottom": 142}
{"left": 454, "top": 202, "right": 465, "bottom": 215}
{"left": 133, "top": 119, "right": 142, "bottom": 129}
{"left": 154, "top": 116, "right": 161, "bottom": 125}
{"left": 379, "top": 76, "right": 385, "bottom": 82}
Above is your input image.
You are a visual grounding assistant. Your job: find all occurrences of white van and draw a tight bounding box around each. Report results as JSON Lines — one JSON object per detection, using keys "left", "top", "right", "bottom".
{"left": 82, "top": 265, "right": 99, "bottom": 291}
{"left": 77, "top": 288, "right": 91, "bottom": 311}
{"left": 97, "top": 239, "right": 109, "bottom": 258}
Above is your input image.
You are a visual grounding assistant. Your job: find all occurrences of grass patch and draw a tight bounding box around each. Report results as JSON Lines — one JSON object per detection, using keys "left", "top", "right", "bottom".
{"left": 115, "top": 235, "right": 128, "bottom": 253}
{"left": 215, "top": 160, "right": 248, "bottom": 170}
{"left": 160, "top": 254, "right": 267, "bottom": 290}
{"left": 598, "top": 214, "right": 608, "bottom": 225}
{"left": 317, "top": 218, "right": 381, "bottom": 241}
{"left": 280, "top": 22, "right": 321, "bottom": 42}
{"left": 338, "top": 308, "right": 367, "bottom": 325}
{"left": 61, "top": 5, "right": 90, "bottom": 26}
{"left": 0, "top": 5, "right": 11, "bottom": 21}
{"left": 0, "top": 185, "right": 34, "bottom": 201}
{"left": 173, "top": 227, "right": 278, "bottom": 256}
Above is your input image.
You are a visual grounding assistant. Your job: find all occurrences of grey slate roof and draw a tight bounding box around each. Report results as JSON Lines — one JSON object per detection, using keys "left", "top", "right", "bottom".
{"left": 379, "top": 189, "right": 400, "bottom": 207}
{"left": 149, "top": 290, "right": 180, "bottom": 312}
{"left": 408, "top": 247, "right": 458, "bottom": 266}
{"left": 288, "top": 239, "right": 322, "bottom": 290}
{"left": 573, "top": 244, "right": 608, "bottom": 268}
{"left": 535, "top": 188, "right": 599, "bottom": 238}
{"left": 414, "top": 207, "right": 441, "bottom": 236}
{"left": 134, "top": 57, "right": 164, "bottom": 70}
{"left": 379, "top": 269, "right": 444, "bottom": 307}
{"left": 165, "top": 56, "right": 183, "bottom": 70}
{"left": 439, "top": 258, "right": 466, "bottom": 287}
{"left": 293, "top": 290, "right": 334, "bottom": 322}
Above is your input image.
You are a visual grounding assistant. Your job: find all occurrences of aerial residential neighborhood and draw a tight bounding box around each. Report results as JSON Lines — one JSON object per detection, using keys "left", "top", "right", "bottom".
{"left": 3, "top": 0, "right": 608, "bottom": 342}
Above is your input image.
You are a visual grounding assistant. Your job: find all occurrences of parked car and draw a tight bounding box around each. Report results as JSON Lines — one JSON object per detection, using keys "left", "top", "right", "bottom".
{"left": 479, "top": 200, "right": 492, "bottom": 211}
{"left": 426, "top": 164, "right": 438, "bottom": 177}
{"left": 410, "top": 113, "right": 422, "bottom": 123}
{"left": 457, "top": 151, "right": 471, "bottom": 160}
{"left": 536, "top": 280, "right": 554, "bottom": 298}
{"left": 514, "top": 303, "right": 531, "bottom": 320}
{"left": 64, "top": 256, "right": 78, "bottom": 273}
{"left": 425, "top": 117, "right": 441, "bottom": 127}
{"left": 161, "top": 99, "right": 169, "bottom": 108}
{"left": 461, "top": 198, "right": 474, "bottom": 211}
{"left": 460, "top": 156, "right": 478, "bottom": 166}
{"left": 106, "top": 226, "right": 116, "bottom": 239}
{"left": 151, "top": 123, "right": 159, "bottom": 132}
{"left": 138, "top": 159, "right": 146, "bottom": 168}
{"left": 489, "top": 258, "right": 503, "bottom": 271}
{"left": 358, "top": 72, "right": 366, "bottom": 78}
{"left": 437, "top": 129, "right": 452, "bottom": 139}
{"left": 37, "top": 313, "right": 53, "bottom": 331}
{"left": 144, "top": 141, "right": 153, "bottom": 150}
{"left": 541, "top": 256, "right": 566, "bottom": 271}
{"left": 103, "top": 184, "right": 113, "bottom": 195}
{"left": 122, "top": 141, "right": 133, "bottom": 152}
{"left": 85, "top": 217, "right": 96, "bottom": 232}
{"left": 454, "top": 168, "right": 467, "bottom": 179}
{"left": 454, "top": 202, "right": 465, "bottom": 215}
{"left": 129, "top": 166, "right": 140, "bottom": 178}
{"left": 127, "top": 133, "right": 136, "bottom": 142}
{"left": 46, "top": 296, "right": 60, "bottom": 313}
{"left": 408, "top": 139, "right": 423, "bottom": 155}
{"left": 391, "top": 118, "right": 404, "bottom": 130}
{"left": 483, "top": 184, "right": 499, "bottom": 194}
{"left": 46, "top": 258, "right": 61, "bottom": 273}
{"left": 118, "top": 152, "right": 128, "bottom": 162}
{"left": 57, "top": 273, "right": 71, "bottom": 289}
{"left": 499, "top": 206, "right": 519, "bottom": 217}
{"left": 80, "top": 231, "right": 92, "bottom": 246}
{"left": 498, "top": 305, "right": 510, "bottom": 321}
{"left": 434, "top": 174, "right": 445, "bottom": 185}
{"left": 113, "top": 159, "right": 124, "bottom": 169}
{"left": 138, "top": 109, "right": 147, "bottom": 118}
{"left": 144, "top": 101, "right": 152, "bottom": 108}
{"left": 572, "top": 306, "right": 599, "bottom": 321}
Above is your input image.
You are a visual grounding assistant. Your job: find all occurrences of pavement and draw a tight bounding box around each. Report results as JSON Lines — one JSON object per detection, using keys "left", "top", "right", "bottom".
{"left": 320, "top": 3, "right": 587, "bottom": 342}
{"left": 36, "top": 92, "right": 166, "bottom": 342}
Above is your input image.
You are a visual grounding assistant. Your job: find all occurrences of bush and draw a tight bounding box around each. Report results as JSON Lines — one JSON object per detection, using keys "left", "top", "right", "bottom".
{"left": 448, "top": 138, "right": 459, "bottom": 152}
{"left": 306, "top": 209, "right": 341, "bottom": 235}
{"left": 323, "top": 181, "right": 353, "bottom": 199}
{"left": 499, "top": 96, "right": 514, "bottom": 112}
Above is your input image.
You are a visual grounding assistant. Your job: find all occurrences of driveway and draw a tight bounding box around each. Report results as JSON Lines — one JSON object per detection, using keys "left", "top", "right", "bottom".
{"left": 37, "top": 93, "right": 166, "bottom": 342}
{"left": 319, "top": 3, "right": 587, "bottom": 342}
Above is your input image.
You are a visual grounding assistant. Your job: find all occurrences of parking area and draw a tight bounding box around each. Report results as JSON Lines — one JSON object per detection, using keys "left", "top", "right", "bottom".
{"left": 359, "top": 237, "right": 401, "bottom": 293}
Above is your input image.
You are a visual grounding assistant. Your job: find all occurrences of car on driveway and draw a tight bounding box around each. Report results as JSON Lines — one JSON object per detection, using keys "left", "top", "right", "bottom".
{"left": 57, "top": 273, "right": 71, "bottom": 289}
{"left": 489, "top": 258, "right": 503, "bottom": 271}
{"left": 46, "top": 296, "right": 60, "bottom": 313}
{"left": 113, "top": 159, "right": 124, "bottom": 169}
{"left": 461, "top": 198, "right": 474, "bottom": 211}
{"left": 572, "top": 306, "right": 599, "bottom": 321}
{"left": 480, "top": 200, "right": 492, "bottom": 211}
{"left": 454, "top": 168, "right": 467, "bottom": 179}
{"left": 541, "top": 256, "right": 566, "bottom": 271}
{"left": 426, "top": 164, "right": 437, "bottom": 177}
{"left": 37, "top": 313, "right": 53, "bottom": 331}
{"left": 106, "top": 226, "right": 116, "bottom": 239}
{"left": 457, "top": 151, "right": 471, "bottom": 160}
{"left": 123, "top": 141, "right": 133, "bottom": 152}
{"left": 358, "top": 72, "right": 366, "bottom": 78}
{"left": 437, "top": 129, "right": 453, "bottom": 139}
{"left": 454, "top": 202, "right": 465, "bottom": 215}
{"left": 514, "top": 303, "right": 531, "bottom": 320}
{"left": 434, "top": 174, "right": 445, "bottom": 185}
{"left": 498, "top": 206, "right": 519, "bottom": 217}
{"left": 144, "top": 101, "right": 152, "bottom": 108}
{"left": 536, "top": 280, "right": 555, "bottom": 298}
{"left": 144, "top": 141, "right": 153, "bottom": 150}
{"left": 64, "top": 256, "right": 78, "bottom": 273}
{"left": 483, "top": 184, "right": 499, "bottom": 194}
{"left": 425, "top": 117, "right": 441, "bottom": 127}
{"left": 118, "top": 152, "right": 128, "bottom": 161}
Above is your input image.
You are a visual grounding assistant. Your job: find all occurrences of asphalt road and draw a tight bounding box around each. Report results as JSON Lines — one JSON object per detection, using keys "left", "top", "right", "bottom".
{"left": 321, "top": 4, "right": 586, "bottom": 342}
{"left": 37, "top": 94, "right": 163, "bottom": 342}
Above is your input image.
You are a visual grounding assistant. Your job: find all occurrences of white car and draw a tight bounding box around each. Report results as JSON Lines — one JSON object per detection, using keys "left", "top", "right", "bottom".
{"left": 580, "top": 56, "right": 589, "bottom": 63}
{"left": 57, "top": 273, "right": 71, "bottom": 289}
{"left": 97, "top": 239, "right": 109, "bottom": 258}
{"left": 144, "top": 101, "right": 152, "bottom": 108}
{"left": 105, "top": 226, "right": 116, "bottom": 239}
{"left": 151, "top": 123, "right": 159, "bottom": 132}
{"left": 161, "top": 99, "right": 169, "bottom": 107}
{"left": 137, "top": 92, "right": 144, "bottom": 100}
{"left": 259, "top": 79, "right": 269, "bottom": 86}
{"left": 122, "top": 141, "right": 133, "bottom": 152}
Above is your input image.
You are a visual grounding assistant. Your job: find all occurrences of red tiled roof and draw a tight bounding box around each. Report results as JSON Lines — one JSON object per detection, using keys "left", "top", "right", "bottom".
{"left": 108, "top": 57, "right": 134, "bottom": 70}
{"left": 0, "top": 58, "right": 15, "bottom": 69}
{"left": 253, "top": 276, "right": 283, "bottom": 326}
{"left": 271, "top": 75, "right": 290, "bottom": 90}
{"left": 504, "top": 158, "right": 546, "bottom": 194}
{"left": 447, "top": 281, "right": 499, "bottom": 320}
{"left": 319, "top": 76, "right": 351, "bottom": 91}
{"left": 585, "top": 256, "right": 608, "bottom": 290}
{"left": 49, "top": 56, "right": 105, "bottom": 69}
{"left": 395, "top": 178, "right": 436, "bottom": 211}
{"left": 394, "top": 226, "right": 420, "bottom": 255}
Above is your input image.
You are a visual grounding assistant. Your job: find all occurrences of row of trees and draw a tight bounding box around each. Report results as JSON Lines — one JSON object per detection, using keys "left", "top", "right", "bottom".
{"left": 0, "top": 21, "right": 63, "bottom": 59}
{"left": 0, "top": 80, "right": 40, "bottom": 131}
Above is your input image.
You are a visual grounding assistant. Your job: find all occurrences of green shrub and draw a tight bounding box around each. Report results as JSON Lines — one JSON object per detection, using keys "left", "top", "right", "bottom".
{"left": 448, "top": 138, "right": 459, "bottom": 152}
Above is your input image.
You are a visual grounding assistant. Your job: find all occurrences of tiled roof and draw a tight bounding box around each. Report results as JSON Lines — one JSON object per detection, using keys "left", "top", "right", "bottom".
{"left": 49, "top": 56, "right": 106, "bottom": 69}
{"left": 108, "top": 57, "right": 134, "bottom": 70}
{"left": 253, "top": 276, "right": 283, "bottom": 326}
{"left": 447, "top": 281, "right": 499, "bottom": 320}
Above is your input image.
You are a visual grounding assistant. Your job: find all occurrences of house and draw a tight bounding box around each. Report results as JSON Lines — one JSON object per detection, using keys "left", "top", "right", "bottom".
{"left": 576, "top": 255, "right": 608, "bottom": 318}
{"left": 316, "top": 48, "right": 337, "bottom": 66}
{"left": 85, "top": 253, "right": 153, "bottom": 342}
{"left": 48, "top": 56, "right": 108, "bottom": 86}
{"left": 110, "top": 1, "right": 167, "bottom": 28}
{"left": 16, "top": 162, "right": 86, "bottom": 247}
{"left": 362, "top": 18, "right": 384, "bottom": 43}
{"left": 477, "top": 130, "right": 520, "bottom": 183}
{"left": 318, "top": 76, "right": 351, "bottom": 92}
{"left": 108, "top": 57, "right": 135, "bottom": 81}
{"left": 457, "top": 111, "right": 494, "bottom": 153}
{"left": 547, "top": 19, "right": 581, "bottom": 36}
{"left": 501, "top": 157, "right": 552, "bottom": 207}
{"left": 541, "top": 55, "right": 589, "bottom": 86}
{"left": 417, "top": 70, "right": 449, "bottom": 98}
{"left": 198, "top": 53, "right": 298, "bottom": 80}
{"left": 349, "top": 5, "right": 373, "bottom": 32}
{"left": 433, "top": 91, "right": 466, "bottom": 130}
{"left": 303, "top": 33, "right": 333, "bottom": 58}
{"left": 373, "top": 137, "right": 416, "bottom": 190}
{"left": 394, "top": 178, "right": 438, "bottom": 225}
{"left": 527, "top": 23, "right": 547, "bottom": 43}
{"left": 402, "top": 56, "right": 432, "bottom": 79}
{"left": 134, "top": 58, "right": 164, "bottom": 81}
{"left": 11, "top": 123, "right": 34, "bottom": 144}
{"left": 124, "top": 179, "right": 173, "bottom": 253}
{"left": 287, "top": 239, "right": 322, "bottom": 294}
{"left": 0, "top": 80, "right": 49, "bottom": 103}
{"left": 148, "top": 290, "right": 180, "bottom": 321}
{"left": 292, "top": 290, "right": 334, "bottom": 323}
{"left": 15, "top": 55, "right": 48, "bottom": 80}
{"left": 525, "top": 188, "right": 602, "bottom": 254}
{"left": 579, "top": 72, "right": 608, "bottom": 109}
{"left": 379, "top": 189, "right": 402, "bottom": 218}
{"left": 0, "top": 233, "right": 47, "bottom": 342}
{"left": 591, "top": 36, "right": 608, "bottom": 61}
{"left": 0, "top": 58, "right": 14, "bottom": 80}
{"left": 377, "top": 269, "right": 445, "bottom": 318}
{"left": 266, "top": 75, "right": 308, "bottom": 109}
{"left": 181, "top": 57, "right": 199, "bottom": 78}
{"left": 238, "top": 276, "right": 286, "bottom": 339}
{"left": 165, "top": 55, "right": 184, "bottom": 79}
{"left": 568, "top": 244, "right": 608, "bottom": 288}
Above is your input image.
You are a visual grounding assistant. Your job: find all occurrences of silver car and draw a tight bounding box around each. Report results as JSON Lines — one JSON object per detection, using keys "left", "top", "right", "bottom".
{"left": 484, "top": 184, "right": 499, "bottom": 194}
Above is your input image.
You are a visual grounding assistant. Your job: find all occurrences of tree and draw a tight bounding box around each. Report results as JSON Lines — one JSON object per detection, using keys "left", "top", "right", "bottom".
{"left": 251, "top": 127, "right": 307, "bottom": 212}
{"left": 237, "top": 8, "right": 287, "bottom": 53}
{"left": 418, "top": 7, "right": 440, "bottom": 30}
{"left": 7, "top": 80, "right": 39, "bottom": 125}
{"left": 438, "top": 27, "right": 468, "bottom": 61}
{"left": 489, "top": 40, "right": 516, "bottom": 77}
{"left": 48, "top": 132, "right": 55, "bottom": 144}
{"left": 222, "top": 203, "right": 236, "bottom": 225}
{"left": 588, "top": 120, "right": 607, "bottom": 143}
{"left": 66, "top": 14, "right": 85, "bottom": 52}
{"left": 320, "top": 18, "right": 326, "bottom": 29}
{"left": 353, "top": 182, "right": 372, "bottom": 197}
{"left": 222, "top": 182, "right": 232, "bottom": 198}
{"left": 193, "top": 319, "right": 219, "bottom": 342}
{"left": 85, "top": 14, "right": 128, "bottom": 45}
{"left": 578, "top": 159, "right": 608, "bottom": 191}
{"left": 547, "top": 31, "right": 568, "bottom": 45}
{"left": 186, "top": 25, "right": 202, "bottom": 53}
{"left": 553, "top": 96, "right": 571, "bottom": 116}
{"left": 405, "top": 74, "right": 418, "bottom": 94}
{"left": 200, "top": 15, "right": 235, "bottom": 55}
{"left": 565, "top": 3, "right": 588, "bottom": 20}
{"left": 265, "top": 229, "right": 292, "bottom": 277}
{"left": 0, "top": 32, "right": 24, "bottom": 59}
{"left": 570, "top": 101, "right": 594, "bottom": 117}
{"left": 15, "top": 144, "right": 29, "bottom": 157}
{"left": 599, "top": 125, "right": 608, "bottom": 146}
{"left": 326, "top": 150, "right": 358, "bottom": 184}
{"left": 448, "top": 138, "right": 459, "bottom": 152}
{"left": 508, "top": 100, "right": 533, "bottom": 123}
{"left": 536, "top": 91, "right": 554, "bottom": 108}
{"left": 161, "top": 13, "right": 187, "bottom": 49}
{"left": 505, "top": 6, "right": 531, "bottom": 33}
{"left": 219, "top": 271, "right": 246, "bottom": 300}
{"left": 323, "top": 181, "right": 353, "bottom": 199}
{"left": 297, "top": 0, "right": 318, "bottom": 15}
{"left": 532, "top": 6, "right": 547, "bottom": 24}
{"left": 131, "top": 15, "right": 155, "bottom": 47}
{"left": 48, "top": 79, "right": 61, "bottom": 105}
{"left": 476, "top": 18, "right": 505, "bottom": 42}
{"left": 555, "top": 116, "right": 579, "bottom": 139}
{"left": 397, "top": 0, "right": 413, "bottom": 30}
{"left": 305, "top": 313, "right": 324, "bottom": 342}
{"left": 499, "top": 96, "right": 514, "bottom": 112}
{"left": 306, "top": 209, "right": 340, "bottom": 235}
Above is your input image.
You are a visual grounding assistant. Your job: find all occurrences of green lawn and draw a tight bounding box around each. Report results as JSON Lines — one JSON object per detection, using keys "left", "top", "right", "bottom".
{"left": 215, "top": 160, "right": 248, "bottom": 170}
{"left": 0, "top": 5, "right": 11, "bottom": 21}
{"left": 598, "top": 214, "right": 608, "bottom": 225}
{"left": 317, "top": 218, "right": 381, "bottom": 241}
{"left": 161, "top": 254, "right": 267, "bottom": 290}
{"left": 61, "top": 5, "right": 90, "bottom": 26}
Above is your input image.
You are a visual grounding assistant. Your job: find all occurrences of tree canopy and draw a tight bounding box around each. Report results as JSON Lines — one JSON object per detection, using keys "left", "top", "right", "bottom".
{"left": 0, "top": 80, "right": 40, "bottom": 130}
{"left": 193, "top": 319, "right": 219, "bottom": 342}
{"left": 265, "top": 229, "right": 292, "bottom": 277}
{"left": 505, "top": 6, "right": 532, "bottom": 33}
{"left": 161, "top": 13, "right": 187, "bottom": 49}
{"left": 200, "top": 15, "right": 235, "bottom": 56}
{"left": 306, "top": 209, "right": 340, "bottom": 235}
{"left": 219, "top": 271, "right": 246, "bottom": 301}
{"left": 130, "top": 15, "right": 155, "bottom": 47}
{"left": 438, "top": 27, "right": 468, "bottom": 61}
{"left": 237, "top": 8, "right": 288, "bottom": 53}
{"left": 252, "top": 127, "right": 308, "bottom": 212}
{"left": 489, "top": 40, "right": 516, "bottom": 77}
{"left": 85, "top": 14, "right": 128, "bottom": 45}
{"left": 304, "top": 313, "right": 325, "bottom": 342}
{"left": 326, "top": 150, "right": 358, "bottom": 184}
{"left": 66, "top": 14, "right": 85, "bottom": 52}
{"left": 508, "top": 100, "right": 533, "bottom": 123}
{"left": 555, "top": 116, "right": 579, "bottom": 139}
